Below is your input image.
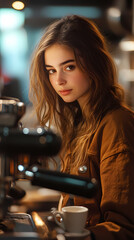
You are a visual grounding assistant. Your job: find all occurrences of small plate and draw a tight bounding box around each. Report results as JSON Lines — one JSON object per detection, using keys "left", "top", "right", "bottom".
{"left": 64, "top": 229, "right": 90, "bottom": 239}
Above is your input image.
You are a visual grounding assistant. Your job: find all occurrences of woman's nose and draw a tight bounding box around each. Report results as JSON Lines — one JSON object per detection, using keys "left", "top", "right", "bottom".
{"left": 56, "top": 71, "right": 66, "bottom": 85}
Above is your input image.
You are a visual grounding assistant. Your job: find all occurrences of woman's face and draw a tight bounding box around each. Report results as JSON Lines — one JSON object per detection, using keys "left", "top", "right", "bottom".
{"left": 44, "top": 43, "right": 90, "bottom": 107}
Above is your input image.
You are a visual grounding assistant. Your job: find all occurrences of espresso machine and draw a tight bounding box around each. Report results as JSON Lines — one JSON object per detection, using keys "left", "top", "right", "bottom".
{"left": 0, "top": 97, "right": 98, "bottom": 239}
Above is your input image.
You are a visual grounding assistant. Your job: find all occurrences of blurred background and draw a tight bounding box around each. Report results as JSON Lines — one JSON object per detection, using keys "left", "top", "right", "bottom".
{"left": 0, "top": 0, "right": 134, "bottom": 111}
{"left": 0, "top": 0, "right": 134, "bottom": 220}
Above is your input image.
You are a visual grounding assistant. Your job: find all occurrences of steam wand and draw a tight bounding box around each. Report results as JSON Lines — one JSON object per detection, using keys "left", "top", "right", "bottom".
{"left": 24, "top": 165, "right": 98, "bottom": 199}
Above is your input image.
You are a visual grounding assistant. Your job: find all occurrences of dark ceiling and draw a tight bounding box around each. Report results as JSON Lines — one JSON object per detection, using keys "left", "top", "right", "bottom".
{"left": 0, "top": 0, "right": 133, "bottom": 41}
{"left": 0, "top": 0, "right": 132, "bottom": 9}
{"left": 0, "top": 0, "right": 114, "bottom": 8}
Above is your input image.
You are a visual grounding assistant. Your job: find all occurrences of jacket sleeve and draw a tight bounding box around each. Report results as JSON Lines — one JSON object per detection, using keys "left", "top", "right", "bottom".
{"left": 89, "top": 151, "right": 134, "bottom": 240}
{"left": 89, "top": 109, "right": 134, "bottom": 240}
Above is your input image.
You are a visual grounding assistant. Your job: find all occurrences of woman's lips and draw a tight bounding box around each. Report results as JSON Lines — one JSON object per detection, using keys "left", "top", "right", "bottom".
{"left": 59, "top": 89, "right": 72, "bottom": 96}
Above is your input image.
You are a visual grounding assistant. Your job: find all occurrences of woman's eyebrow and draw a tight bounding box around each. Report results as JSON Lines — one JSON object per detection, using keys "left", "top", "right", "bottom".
{"left": 45, "top": 59, "right": 75, "bottom": 68}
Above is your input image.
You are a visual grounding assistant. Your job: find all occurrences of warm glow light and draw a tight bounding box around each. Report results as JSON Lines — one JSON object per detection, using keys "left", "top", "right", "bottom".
{"left": 12, "top": 1, "right": 25, "bottom": 10}
{"left": 119, "top": 36, "right": 134, "bottom": 51}
{"left": 32, "top": 212, "right": 49, "bottom": 238}
{"left": 32, "top": 212, "right": 45, "bottom": 227}
{"left": 120, "top": 41, "right": 134, "bottom": 51}
{"left": 107, "top": 7, "right": 121, "bottom": 18}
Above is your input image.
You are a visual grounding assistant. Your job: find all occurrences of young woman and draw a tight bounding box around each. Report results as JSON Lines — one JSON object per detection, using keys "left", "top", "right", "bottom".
{"left": 29, "top": 15, "right": 134, "bottom": 240}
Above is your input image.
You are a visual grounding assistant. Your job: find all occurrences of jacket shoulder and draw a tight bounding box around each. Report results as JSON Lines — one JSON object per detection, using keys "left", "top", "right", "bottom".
{"left": 89, "top": 106, "right": 134, "bottom": 159}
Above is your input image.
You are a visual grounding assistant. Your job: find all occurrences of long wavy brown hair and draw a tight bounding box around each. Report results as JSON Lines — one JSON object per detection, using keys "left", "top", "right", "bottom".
{"left": 29, "top": 15, "right": 125, "bottom": 173}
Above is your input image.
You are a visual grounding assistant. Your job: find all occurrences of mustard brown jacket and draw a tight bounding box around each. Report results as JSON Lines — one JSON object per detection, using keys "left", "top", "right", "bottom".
{"left": 62, "top": 106, "right": 134, "bottom": 240}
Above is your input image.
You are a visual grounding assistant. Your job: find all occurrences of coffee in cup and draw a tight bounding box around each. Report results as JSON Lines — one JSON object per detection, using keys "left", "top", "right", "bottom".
{"left": 52, "top": 206, "right": 88, "bottom": 233}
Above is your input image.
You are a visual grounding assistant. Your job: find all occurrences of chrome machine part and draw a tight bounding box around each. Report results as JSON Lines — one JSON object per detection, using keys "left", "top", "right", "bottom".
{"left": 0, "top": 97, "right": 26, "bottom": 220}
{"left": 0, "top": 97, "right": 26, "bottom": 127}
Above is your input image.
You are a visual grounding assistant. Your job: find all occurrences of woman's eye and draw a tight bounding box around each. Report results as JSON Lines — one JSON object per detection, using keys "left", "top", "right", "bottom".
{"left": 66, "top": 65, "right": 75, "bottom": 71}
{"left": 47, "top": 69, "right": 55, "bottom": 74}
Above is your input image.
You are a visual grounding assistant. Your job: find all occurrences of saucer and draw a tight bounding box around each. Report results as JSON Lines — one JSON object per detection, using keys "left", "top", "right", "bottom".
{"left": 64, "top": 229, "right": 90, "bottom": 239}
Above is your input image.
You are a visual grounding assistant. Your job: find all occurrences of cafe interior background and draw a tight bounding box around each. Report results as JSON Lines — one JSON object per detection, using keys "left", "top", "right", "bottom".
{"left": 0, "top": 0, "right": 134, "bottom": 125}
{"left": 0, "top": 0, "right": 134, "bottom": 229}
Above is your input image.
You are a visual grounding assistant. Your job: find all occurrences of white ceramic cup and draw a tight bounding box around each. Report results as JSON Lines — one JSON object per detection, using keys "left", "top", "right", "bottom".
{"left": 52, "top": 206, "right": 88, "bottom": 233}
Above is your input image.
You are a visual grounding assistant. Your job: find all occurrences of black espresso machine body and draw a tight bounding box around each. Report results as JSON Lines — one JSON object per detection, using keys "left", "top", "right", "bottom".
{"left": 0, "top": 97, "right": 62, "bottom": 220}
{"left": 0, "top": 97, "right": 98, "bottom": 239}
